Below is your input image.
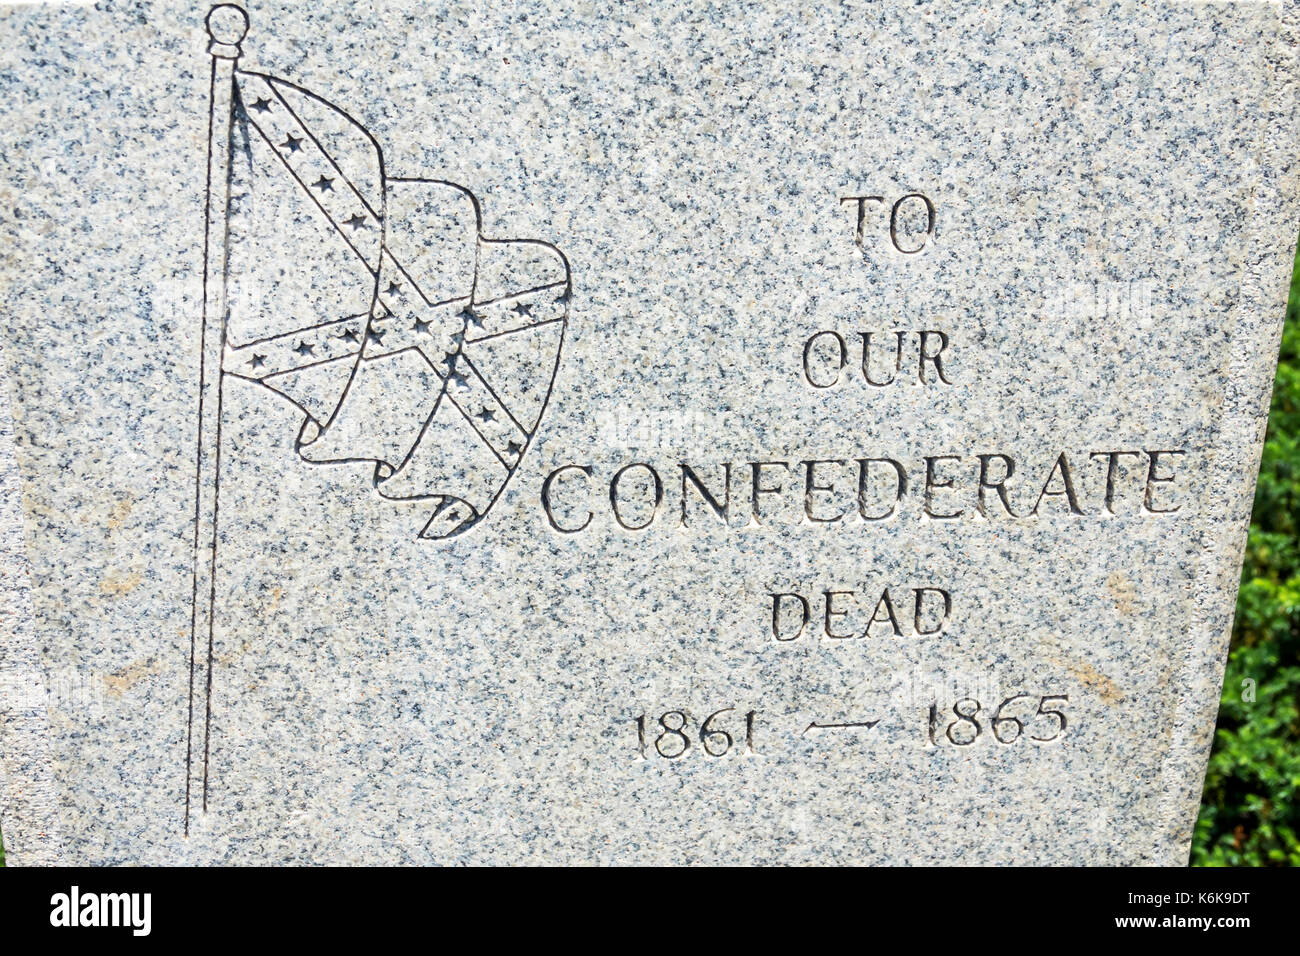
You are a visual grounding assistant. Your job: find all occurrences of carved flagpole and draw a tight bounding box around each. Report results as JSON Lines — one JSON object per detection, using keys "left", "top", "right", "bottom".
{"left": 187, "top": 4, "right": 247, "bottom": 835}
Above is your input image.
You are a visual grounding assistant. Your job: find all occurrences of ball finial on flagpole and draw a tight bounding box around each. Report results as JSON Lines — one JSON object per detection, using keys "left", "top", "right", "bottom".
{"left": 206, "top": 4, "right": 249, "bottom": 59}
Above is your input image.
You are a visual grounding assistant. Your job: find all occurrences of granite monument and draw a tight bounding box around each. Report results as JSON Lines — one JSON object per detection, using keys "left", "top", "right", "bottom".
{"left": 0, "top": 0, "right": 1297, "bottom": 864}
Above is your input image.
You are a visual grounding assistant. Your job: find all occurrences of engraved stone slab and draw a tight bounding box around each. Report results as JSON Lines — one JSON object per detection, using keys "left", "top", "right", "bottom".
{"left": 1, "top": 0, "right": 1297, "bottom": 865}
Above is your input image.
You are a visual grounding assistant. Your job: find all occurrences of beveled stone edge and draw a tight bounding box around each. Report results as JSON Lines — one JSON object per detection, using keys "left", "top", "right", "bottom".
{"left": 0, "top": 334, "right": 66, "bottom": 866}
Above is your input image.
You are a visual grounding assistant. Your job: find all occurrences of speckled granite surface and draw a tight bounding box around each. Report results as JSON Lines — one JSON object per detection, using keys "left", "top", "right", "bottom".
{"left": 0, "top": 0, "right": 1297, "bottom": 865}
{"left": 0, "top": 339, "right": 63, "bottom": 864}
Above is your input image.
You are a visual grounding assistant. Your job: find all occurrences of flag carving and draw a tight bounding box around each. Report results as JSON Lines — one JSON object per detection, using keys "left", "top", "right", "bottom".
{"left": 187, "top": 6, "right": 571, "bottom": 831}
{"left": 221, "top": 70, "right": 570, "bottom": 539}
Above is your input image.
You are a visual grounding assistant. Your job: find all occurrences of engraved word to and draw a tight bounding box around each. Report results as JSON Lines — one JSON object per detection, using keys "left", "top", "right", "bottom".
{"left": 840, "top": 192, "right": 936, "bottom": 255}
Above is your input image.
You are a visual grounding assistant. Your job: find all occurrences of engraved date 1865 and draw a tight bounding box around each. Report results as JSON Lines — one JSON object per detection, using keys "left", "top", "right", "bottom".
{"left": 927, "top": 694, "right": 1068, "bottom": 747}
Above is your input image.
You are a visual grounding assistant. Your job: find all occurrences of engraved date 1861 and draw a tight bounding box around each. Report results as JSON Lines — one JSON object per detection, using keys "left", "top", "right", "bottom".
{"left": 633, "top": 708, "right": 760, "bottom": 760}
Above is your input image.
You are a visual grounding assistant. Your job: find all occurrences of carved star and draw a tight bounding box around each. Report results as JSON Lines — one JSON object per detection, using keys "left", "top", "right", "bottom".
{"left": 505, "top": 440, "right": 522, "bottom": 457}
{"left": 443, "top": 350, "right": 458, "bottom": 368}
{"left": 344, "top": 213, "right": 369, "bottom": 230}
{"left": 458, "top": 306, "right": 484, "bottom": 328}
{"left": 476, "top": 407, "right": 496, "bottom": 423}
{"left": 412, "top": 317, "right": 431, "bottom": 335}
{"left": 367, "top": 328, "right": 385, "bottom": 346}
{"left": 338, "top": 327, "right": 360, "bottom": 344}
{"left": 249, "top": 354, "right": 266, "bottom": 369}
{"left": 250, "top": 97, "right": 272, "bottom": 114}
{"left": 513, "top": 301, "right": 533, "bottom": 317}
{"left": 313, "top": 175, "right": 334, "bottom": 192}
{"left": 449, "top": 368, "right": 469, "bottom": 386}
{"left": 385, "top": 281, "right": 401, "bottom": 296}
{"left": 281, "top": 135, "right": 303, "bottom": 153}
{"left": 293, "top": 341, "right": 314, "bottom": 356}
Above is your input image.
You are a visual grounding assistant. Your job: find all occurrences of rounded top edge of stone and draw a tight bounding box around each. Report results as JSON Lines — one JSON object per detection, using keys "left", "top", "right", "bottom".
{"left": 206, "top": 4, "right": 249, "bottom": 49}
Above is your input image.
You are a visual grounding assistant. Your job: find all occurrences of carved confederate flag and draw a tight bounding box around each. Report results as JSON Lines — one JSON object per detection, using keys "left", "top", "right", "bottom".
{"left": 186, "top": 5, "right": 570, "bottom": 830}
{"left": 221, "top": 68, "right": 570, "bottom": 540}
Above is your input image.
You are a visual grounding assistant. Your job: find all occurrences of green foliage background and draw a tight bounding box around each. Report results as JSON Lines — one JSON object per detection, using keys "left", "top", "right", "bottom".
{"left": 1192, "top": 240, "right": 1300, "bottom": 866}
{"left": 0, "top": 254, "right": 1297, "bottom": 870}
